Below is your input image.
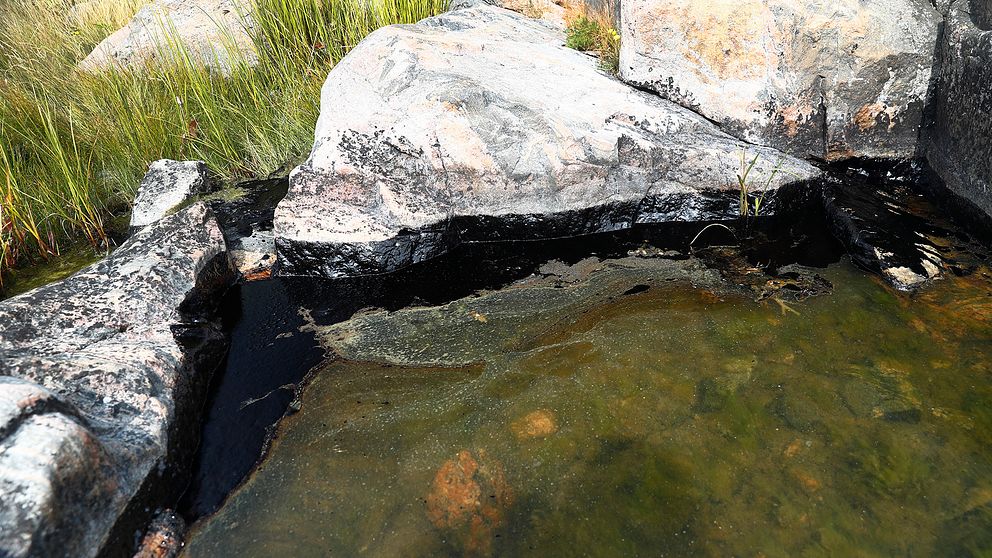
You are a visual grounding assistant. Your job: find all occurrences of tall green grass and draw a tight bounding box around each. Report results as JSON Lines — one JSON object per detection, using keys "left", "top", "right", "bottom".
{"left": 0, "top": 0, "right": 448, "bottom": 284}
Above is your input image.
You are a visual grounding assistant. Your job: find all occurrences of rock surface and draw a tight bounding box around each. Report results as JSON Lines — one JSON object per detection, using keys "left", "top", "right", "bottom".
{"left": 0, "top": 377, "right": 115, "bottom": 558}
{"left": 131, "top": 159, "right": 212, "bottom": 230}
{"left": 315, "top": 256, "right": 746, "bottom": 367}
{"left": 79, "top": 0, "right": 256, "bottom": 73}
{"left": 619, "top": 0, "right": 941, "bottom": 161}
{"left": 274, "top": 5, "right": 819, "bottom": 278}
{"left": 976, "top": 0, "right": 992, "bottom": 27}
{"left": 451, "top": 0, "right": 619, "bottom": 28}
{"left": 228, "top": 230, "right": 275, "bottom": 279}
{"left": 925, "top": 0, "right": 992, "bottom": 221}
{"left": 451, "top": 0, "right": 567, "bottom": 27}
{"left": 0, "top": 203, "right": 231, "bottom": 557}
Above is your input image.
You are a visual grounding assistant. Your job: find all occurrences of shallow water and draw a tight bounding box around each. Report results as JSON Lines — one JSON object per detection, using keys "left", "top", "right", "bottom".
{"left": 0, "top": 243, "right": 104, "bottom": 300}
{"left": 185, "top": 248, "right": 992, "bottom": 557}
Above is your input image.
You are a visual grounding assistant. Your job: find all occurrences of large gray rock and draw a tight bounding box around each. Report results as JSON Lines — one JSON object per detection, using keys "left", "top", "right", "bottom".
{"left": 130, "top": 159, "right": 211, "bottom": 230}
{"left": 0, "top": 203, "right": 231, "bottom": 557}
{"left": 274, "top": 6, "right": 819, "bottom": 277}
{"left": 925, "top": 0, "right": 992, "bottom": 220}
{"left": 619, "top": 0, "right": 941, "bottom": 161}
{"left": 79, "top": 0, "right": 257, "bottom": 73}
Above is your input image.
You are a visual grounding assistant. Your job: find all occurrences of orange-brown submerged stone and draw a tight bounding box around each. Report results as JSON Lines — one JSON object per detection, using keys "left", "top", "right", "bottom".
{"left": 511, "top": 409, "right": 559, "bottom": 439}
{"left": 133, "top": 510, "right": 185, "bottom": 558}
{"left": 242, "top": 267, "right": 272, "bottom": 282}
{"left": 426, "top": 449, "right": 513, "bottom": 556}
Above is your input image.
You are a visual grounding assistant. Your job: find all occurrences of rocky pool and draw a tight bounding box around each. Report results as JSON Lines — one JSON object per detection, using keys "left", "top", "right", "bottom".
{"left": 182, "top": 223, "right": 992, "bottom": 556}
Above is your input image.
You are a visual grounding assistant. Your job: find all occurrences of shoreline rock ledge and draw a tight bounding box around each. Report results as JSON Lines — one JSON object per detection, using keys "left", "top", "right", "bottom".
{"left": 273, "top": 5, "right": 820, "bottom": 278}
{"left": 0, "top": 204, "right": 232, "bottom": 557}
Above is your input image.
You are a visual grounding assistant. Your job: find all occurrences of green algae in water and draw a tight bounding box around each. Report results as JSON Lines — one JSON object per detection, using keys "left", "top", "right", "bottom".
{"left": 185, "top": 259, "right": 992, "bottom": 557}
{"left": 0, "top": 243, "right": 105, "bottom": 300}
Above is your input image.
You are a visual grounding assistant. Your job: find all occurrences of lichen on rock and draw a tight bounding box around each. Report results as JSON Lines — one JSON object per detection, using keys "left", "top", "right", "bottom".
{"left": 619, "top": 0, "right": 941, "bottom": 161}
{"left": 0, "top": 203, "right": 232, "bottom": 557}
{"left": 130, "top": 159, "right": 212, "bottom": 230}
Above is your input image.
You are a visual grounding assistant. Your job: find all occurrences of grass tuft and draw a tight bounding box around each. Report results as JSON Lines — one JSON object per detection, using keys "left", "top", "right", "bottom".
{"left": 565, "top": 16, "right": 600, "bottom": 51}
{"left": 0, "top": 0, "right": 448, "bottom": 286}
{"left": 736, "top": 148, "right": 785, "bottom": 218}
{"left": 563, "top": 2, "right": 620, "bottom": 75}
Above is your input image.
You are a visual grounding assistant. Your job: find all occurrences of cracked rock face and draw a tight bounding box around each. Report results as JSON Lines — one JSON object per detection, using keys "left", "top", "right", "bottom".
{"left": 79, "top": 0, "right": 257, "bottom": 74}
{"left": 131, "top": 160, "right": 211, "bottom": 230}
{"left": 925, "top": 0, "right": 992, "bottom": 220}
{"left": 0, "top": 203, "right": 231, "bottom": 558}
{"left": 274, "top": 5, "right": 818, "bottom": 277}
{"left": 619, "top": 0, "right": 941, "bottom": 161}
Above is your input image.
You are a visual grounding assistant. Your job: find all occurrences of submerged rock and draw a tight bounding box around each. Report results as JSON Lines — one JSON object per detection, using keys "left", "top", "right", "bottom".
{"left": 925, "top": 0, "right": 992, "bottom": 222}
{"left": 511, "top": 409, "right": 559, "bottom": 439}
{"left": 619, "top": 0, "right": 940, "bottom": 160}
{"left": 0, "top": 203, "right": 231, "bottom": 557}
{"left": 130, "top": 159, "right": 212, "bottom": 230}
{"left": 426, "top": 449, "right": 513, "bottom": 557}
{"left": 938, "top": 493, "right": 992, "bottom": 556}
{"left": 133, "top": 509, "right": 186, "bottom": 558}
{"left": 840, "top": 363, "right": 923, "bottom": 423}
{"left": 316, "top": 256, "right": 742, "bottom": 367}
{"left": 79, "top": 0, "right": 257, "bottom": 74}
{"left": 274, "top": 5, "right": 818, "bottom": 277}
{"left": 537, "top": 257, "right": 602, "bottom": 285}
{"left": 694, "top": 367, "right": 753, "bottom": 413}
